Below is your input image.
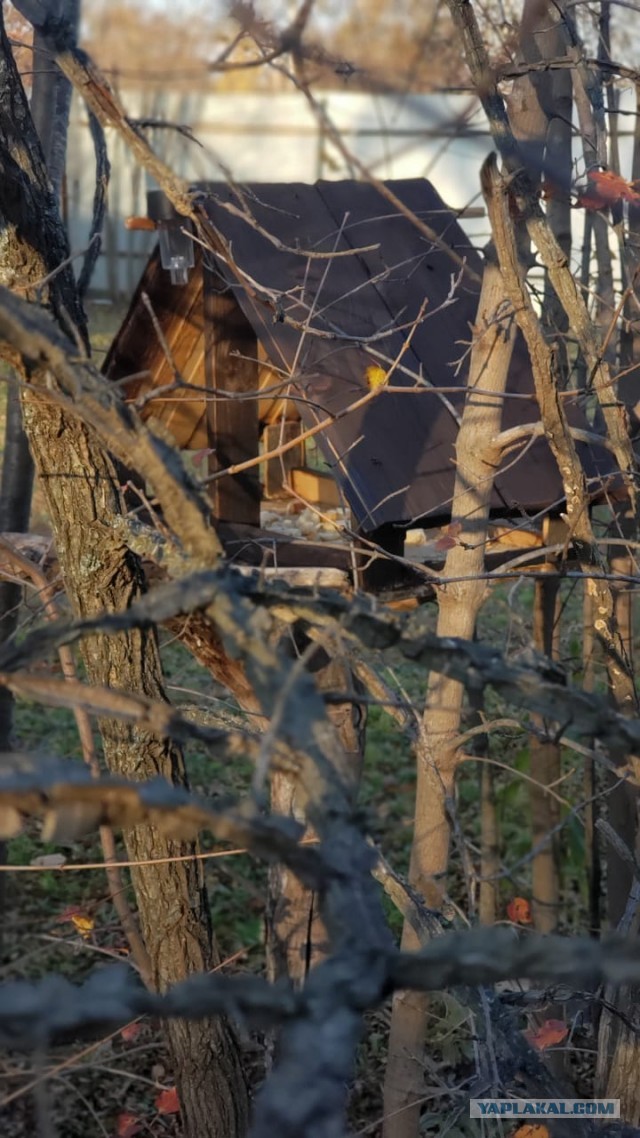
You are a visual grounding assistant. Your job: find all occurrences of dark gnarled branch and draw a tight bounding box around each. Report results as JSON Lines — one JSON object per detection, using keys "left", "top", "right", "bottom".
{"left": 1, "top": 563, "right": 639, "bottom": 780}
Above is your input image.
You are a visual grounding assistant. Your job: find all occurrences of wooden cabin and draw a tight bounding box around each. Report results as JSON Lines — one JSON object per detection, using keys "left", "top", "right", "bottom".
{"left": 103, "top": 178, "right": 614, "bottom": 595}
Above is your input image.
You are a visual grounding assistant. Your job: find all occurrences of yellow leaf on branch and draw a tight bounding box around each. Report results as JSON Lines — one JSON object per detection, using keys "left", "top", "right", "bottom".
{"left": 365, "top": 365, "right": 388, "bottom": 391}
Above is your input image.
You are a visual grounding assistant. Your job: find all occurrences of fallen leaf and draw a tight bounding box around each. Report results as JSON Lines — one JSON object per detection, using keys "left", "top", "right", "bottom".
{"left": 116, "top": 1112, "right": 142, "bottom": 1138}
{"left": 506, "top": 897, "right": 532, "bottom": 925}
{"left": 71, "top": 912, "right": 95, "bottom": 939}
{"left": 120, "top": 1022, "right": 142, "bottom": 1044}
{"left": 524, "top": 1018, "right": 569, "bottom": 1050}
{"left": 156, "top": 1086, "right": 180, "bottom": 1114}
{"left": 514, "top": 1125, "right": 549, "bottom": 1138}
{"left": 365, "top": 364, "right": 387, "bottom": 391}
{"left": 56, "top": 906, "right": 95, "bottom": 938}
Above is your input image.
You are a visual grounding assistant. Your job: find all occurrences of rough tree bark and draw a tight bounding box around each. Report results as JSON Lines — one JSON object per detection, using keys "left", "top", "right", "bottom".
{"left": 439, "top": 2, "right": 640, "bottom": 1089}
{"left": 382, "top": 159, "right": 516, "bottom": 1138}
{"left": 23, "top": 410, "right": 250, "bottom": 1136}
{"left": 0, "top": 13, "right": 249, "bottom": 1137}
{"left": 596, "top": 525, "right": 640, "bottom": 1117}
{"left": 477, "top": 144, "right": 639, "bottom": 1119}
{"left": 0, "top": 380, "right": 33, "bottom": 750}
{"left": 0, "top": 0, "right": 79, "bottom": 928}
{"left": 606, "top": 81, "right": 640, "bottom": 941}
{"left": 267, "top": 642, "right": 365, "bottom": 985}
{"left": 571, "top": 6, "right": 640, "bottom": 1112}
{"left": 174, "top": 612, "right": 366, "bottom": 989}
{"left": 0, "top": 0, "right": 78, "bottom": 748}
{"left": 530, "top": 577, "right": 562, "bottom": 934}
{"left": 483, "top": 155, "right": 636, "bottom": 716}
{"left": 582, "top": 587, "right": 600, "bottom": 937}
{"left": 505, "top": 0, "right": 572, "bottom": 932}
{"left": 163, "top": 607, "right": 367, "bottom": 988}
{"left": 479, "top": 756, "right": 499, "bottom": 925}
{"left": 504, "top": 0, "right": 573, "bottom": 349}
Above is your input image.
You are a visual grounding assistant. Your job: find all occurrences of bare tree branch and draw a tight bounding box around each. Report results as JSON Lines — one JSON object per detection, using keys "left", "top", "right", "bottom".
{"left": 76, "top": 110, "right": 109, "bottom": 299}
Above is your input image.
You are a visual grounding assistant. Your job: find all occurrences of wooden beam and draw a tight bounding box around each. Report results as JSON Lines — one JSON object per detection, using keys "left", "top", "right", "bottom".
{"left": 203, "top": 266, "right": 261, "bottom": 525}
{"left": 289, "top": 466, "right": 341, "bottom": 507}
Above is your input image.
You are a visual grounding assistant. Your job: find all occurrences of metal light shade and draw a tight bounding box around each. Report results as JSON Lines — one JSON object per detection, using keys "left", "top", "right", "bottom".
{"left": 157, "top": 219, "right": 195, "bottom": 286}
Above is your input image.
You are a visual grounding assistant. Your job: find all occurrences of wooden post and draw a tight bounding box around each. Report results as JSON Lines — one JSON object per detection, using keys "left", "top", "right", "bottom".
{"left": 266, "top": 639, "right": 366, "bottom": 986}
{"left": 530, "top": 574, "right": 562, "bottom": 934}
{"left": 203, "top": 267, "right": 261, "bottom": 525}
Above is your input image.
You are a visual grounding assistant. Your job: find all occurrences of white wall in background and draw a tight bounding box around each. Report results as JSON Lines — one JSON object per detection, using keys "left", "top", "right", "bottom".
{"left": 65, "top": 85, "right": 637, "bottom": 300}
{"left": 66, "top": 89, "right": 492, "bottom": 298}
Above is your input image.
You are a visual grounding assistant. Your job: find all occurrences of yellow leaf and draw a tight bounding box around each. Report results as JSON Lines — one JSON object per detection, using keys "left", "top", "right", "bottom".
{"left": 71, "top": 912, "right": 95, "bottom": 939}
{"left": 365, "top": 365, "right": 387, "bottom": 391}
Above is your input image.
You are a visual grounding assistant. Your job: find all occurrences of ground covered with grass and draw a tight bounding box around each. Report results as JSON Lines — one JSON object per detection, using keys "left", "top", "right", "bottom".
{"left": 0, "top": 573, "right": 599, "bottom": 1136}
{"left": 0, "top": 296, "right": 603, "bottom": 1136}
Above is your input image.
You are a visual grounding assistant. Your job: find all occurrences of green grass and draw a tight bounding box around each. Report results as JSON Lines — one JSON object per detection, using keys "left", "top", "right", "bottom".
{"left": 4, "top": 575, "right": 596, "bottom": 961}
{"left": 0, "top": 584, "right": 607, "bottom": 1136}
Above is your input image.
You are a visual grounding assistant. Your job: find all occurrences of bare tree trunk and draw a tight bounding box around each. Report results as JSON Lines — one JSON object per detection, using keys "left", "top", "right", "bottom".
{"left": 0, "top": 0, "right": 79, "bottom": 941}
{"left": 604, "top": 519, "right": 637, "bottom": 928}
{"left": 0, "top": 386, "right": 33, "bottom": 751}
{"left": 479, "top": 757, "right": 499, "bottom": 925}
{"left": 530, "top": 577, "right": 564, "bottom": 1077}
{"left": 0, "top": 0, "right": 78, "bottom": 749}
{"left": 382, "top": 165, "right": 516, "bottom": 1138}
{"left": 0, "top": 14, "right": 249, "bottom": 1136}
{"left": 165, "top": 604, "right": 367, "bottom": 989}
{"left": 582, "top": 588, "right": 600, "bottom": 937}
{"left": 530, "top": 578, "right": 562, "bottom": 934}
{"left": 596, "top": 514, "right": 640, "bottom": 1118}
{"left": 472, "top": 692, "right": 499, "bottom": 927}
{"left": 604, "top": 82, "right": 640, "bottom": 930}
{"left": 173, "top": 606, "right": 366, "bottom": 988}
{"left": 618, "top": 82, "right": 640, "bottom": 401}
{"left": 518, "top": 0, "right": 573, "bottom": 341}
{"left": 31, "top": 0, "right": 78, "bottom": 201}
{"left": 25, "top": 402, "right": 251, "bottom": 1137}
{"left": 510, "top": 2, "right": 569, "bottom": 939}
{"left": 267, "top": 643, "right": 365, "bottom": 984}
{"left": 575, "top": 211, "right": 593, "bottom": 392}
{"left": 476, "top": 755, "right": 496, "bottom": 924}
{"left": 590, "top": 13, "right": 640, "bottom": 1109}
{"left": 596, "top": 878, "right": 640, "bottom": 1119}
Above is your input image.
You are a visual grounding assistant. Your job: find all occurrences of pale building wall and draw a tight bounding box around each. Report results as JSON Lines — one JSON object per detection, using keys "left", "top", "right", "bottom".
{"left": 65, "top": 85, "right": 638, "bottom": 302}
{"left": 65, "top": 89, "right": 493, "bottom": 298}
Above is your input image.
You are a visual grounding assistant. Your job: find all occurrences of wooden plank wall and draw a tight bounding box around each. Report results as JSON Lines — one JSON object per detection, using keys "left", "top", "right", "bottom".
{"left": 203, "top": 266, "right": 261, "bottom": 525}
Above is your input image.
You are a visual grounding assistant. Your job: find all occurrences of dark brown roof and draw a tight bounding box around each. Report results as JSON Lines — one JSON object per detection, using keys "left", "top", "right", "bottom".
{"left": 106, "top": 177, "right": 615, "bottom": 531}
